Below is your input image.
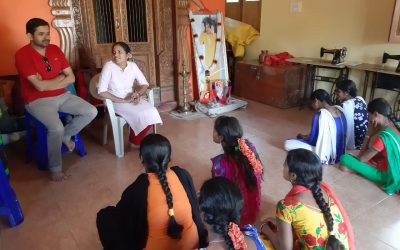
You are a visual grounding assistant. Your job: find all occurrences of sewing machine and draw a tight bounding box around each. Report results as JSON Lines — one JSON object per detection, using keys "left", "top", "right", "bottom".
{"left": 382, "top": 52, "right": 400, "bottom": 73}
{"left": 320, "top": 47, "right": 347, "bottom": 65}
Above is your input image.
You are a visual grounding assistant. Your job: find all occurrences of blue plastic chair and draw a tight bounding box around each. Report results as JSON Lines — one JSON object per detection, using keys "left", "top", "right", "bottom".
{"left": 25, "top": 112, "right": 86, "bottom": 170}
{"left": 0, "top": 159, "right": 23, "bottom": 227}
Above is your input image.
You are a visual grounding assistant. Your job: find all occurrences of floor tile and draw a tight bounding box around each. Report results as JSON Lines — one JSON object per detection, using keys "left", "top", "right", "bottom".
{"left": 1, "top": 100, "right": 398, "bottom": 249}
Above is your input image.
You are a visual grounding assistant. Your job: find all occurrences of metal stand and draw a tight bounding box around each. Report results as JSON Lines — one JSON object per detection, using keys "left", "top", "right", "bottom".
{"left": 178, "top": 63, "right": 193, "bottom": 114}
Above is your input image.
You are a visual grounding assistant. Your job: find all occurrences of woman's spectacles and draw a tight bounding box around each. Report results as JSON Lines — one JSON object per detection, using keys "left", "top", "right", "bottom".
{"left": 42, "top": 57, "right": 52, "bottom": 72}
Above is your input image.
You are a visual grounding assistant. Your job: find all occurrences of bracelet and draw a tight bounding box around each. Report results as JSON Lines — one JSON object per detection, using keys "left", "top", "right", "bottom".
{"left": 259, "top": 222, "right": 267, "bottom": 234}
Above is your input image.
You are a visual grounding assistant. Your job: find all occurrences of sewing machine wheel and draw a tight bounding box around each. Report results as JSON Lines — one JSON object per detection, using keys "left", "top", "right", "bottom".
{"left": 340, "top": 47, "right": 347, "bottom": 58}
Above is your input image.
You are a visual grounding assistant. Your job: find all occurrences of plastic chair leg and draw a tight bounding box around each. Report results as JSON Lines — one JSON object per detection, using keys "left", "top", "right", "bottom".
{"left": 0, "top": 161, "right": 24, "bottom": 227}
{"left": 102, "top": 121, "right": 108, "bottom": 145}
{"left": 111, "top": 120, "right": 125, "bottom": 158}
{"left": 75, "top": 134, "right": 87, "bottom": 157}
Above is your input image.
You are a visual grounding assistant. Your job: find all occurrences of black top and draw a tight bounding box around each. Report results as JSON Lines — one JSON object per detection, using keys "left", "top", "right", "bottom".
{"left": 96, "top": 166, "right": 207, "bottom": 250}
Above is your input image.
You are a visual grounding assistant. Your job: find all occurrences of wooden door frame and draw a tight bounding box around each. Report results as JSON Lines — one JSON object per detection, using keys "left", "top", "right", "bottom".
{"left": 49, "top": 0, "right": 189, "bottom": 105}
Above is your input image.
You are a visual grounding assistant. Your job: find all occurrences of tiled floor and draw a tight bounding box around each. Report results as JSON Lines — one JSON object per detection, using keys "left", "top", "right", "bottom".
{"left": 1, "top": 99, "right": 399, "bottom": 249}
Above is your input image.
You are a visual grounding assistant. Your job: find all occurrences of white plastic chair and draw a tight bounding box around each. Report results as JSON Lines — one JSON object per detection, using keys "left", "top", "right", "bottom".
{"left": 89, "top": 73, "right": 156, "bottom": 157}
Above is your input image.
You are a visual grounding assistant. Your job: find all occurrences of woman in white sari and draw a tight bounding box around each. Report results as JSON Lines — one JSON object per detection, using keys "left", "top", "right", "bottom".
{"left": 335, "top": 79, "right": 368, "bottom": 150}
{"left": 285, "top": 89, "right": 347, "bottom": 165}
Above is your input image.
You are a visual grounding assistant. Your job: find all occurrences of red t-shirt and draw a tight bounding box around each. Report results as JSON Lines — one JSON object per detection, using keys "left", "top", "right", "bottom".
{"left": 369, "top": 136, "right": 388, "bottom": 171}
{"left": 15, "top": 44, "right": 69, "bottom": 104}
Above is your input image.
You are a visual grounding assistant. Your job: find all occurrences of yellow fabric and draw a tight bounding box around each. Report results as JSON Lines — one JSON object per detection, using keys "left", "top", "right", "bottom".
{"left": 276, "top": 196, "right": 350, "bottom": 250}
{"left": 224, "top": 17, "right": 260, "bottom": 57}
{"left": 199, "top": 32, "right": 217, "bottom": 68}
{"left": 259, "top": 234, "right": 275, "bottom": 250}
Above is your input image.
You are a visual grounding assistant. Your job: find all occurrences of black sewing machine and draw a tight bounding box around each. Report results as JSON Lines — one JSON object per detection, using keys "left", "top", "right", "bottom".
{"left": 382, "top": 52, "right": 400, "bottom": 73}
{"left": 320, "top": 47, "right": 347, "bottom": 65}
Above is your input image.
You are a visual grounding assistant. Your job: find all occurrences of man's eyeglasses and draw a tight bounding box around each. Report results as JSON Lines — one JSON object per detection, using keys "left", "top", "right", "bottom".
{"left": 42, "top": 57, "right": 52, "bottom": 72}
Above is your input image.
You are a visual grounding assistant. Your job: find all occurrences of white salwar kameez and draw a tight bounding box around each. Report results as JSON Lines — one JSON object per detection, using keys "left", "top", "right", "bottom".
{"left": 97, "top": 61, "right": 162, "bottom": 134}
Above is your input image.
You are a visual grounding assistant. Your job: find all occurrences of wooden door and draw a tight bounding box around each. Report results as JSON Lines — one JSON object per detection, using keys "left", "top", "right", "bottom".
{"left": 389, "top": 0, "right": 400, "bottom": 42}
{"left": 85, "top": 0, "right": 118, "bottom": 67}
{"left": 120, "top": 0, "right": 156, "bottom": 85}
{"left": 79, "top": 0, "right": 156, "bottom": 85}
{"left": 225, "top": 0, "right": 261, "bottom": 31}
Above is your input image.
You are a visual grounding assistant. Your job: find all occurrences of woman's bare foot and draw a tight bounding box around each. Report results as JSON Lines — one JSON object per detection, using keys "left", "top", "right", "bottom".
{"left": 50, "top": 172, "right": 70, "bottom": 182}
{"left": 339, "top": 163, "right": 355, "bottom": 173}
{"left": 63, "top": 139, "right": 75, "bottom": 152}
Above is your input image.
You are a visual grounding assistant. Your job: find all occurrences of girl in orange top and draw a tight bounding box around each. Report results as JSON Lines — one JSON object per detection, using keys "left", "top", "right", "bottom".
{"left": 97, "top": 134, "right": 207, "bottom": 249}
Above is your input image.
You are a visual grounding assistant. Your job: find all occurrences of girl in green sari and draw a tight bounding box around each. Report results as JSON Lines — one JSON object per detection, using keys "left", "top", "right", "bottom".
{"left": 340, "top": 98, "right": 400, "bottom": 195}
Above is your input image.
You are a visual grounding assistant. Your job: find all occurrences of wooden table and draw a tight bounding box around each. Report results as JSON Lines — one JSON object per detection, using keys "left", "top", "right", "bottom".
{"left": 286, "top": 57, "right": 349, "bottom": 104}
{"left": 348, "top": 63, "right": 400, "bottom": 119}
{"left": 348, "top": 63, "right": 400, "bottom": 100}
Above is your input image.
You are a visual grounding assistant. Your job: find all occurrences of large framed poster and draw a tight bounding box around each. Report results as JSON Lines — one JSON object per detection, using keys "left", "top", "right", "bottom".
{"left": 189, "top": 10, "right": 247, "bottom": 116}
{"left": 189, "top": 11, "right": 229, "bottom": 103}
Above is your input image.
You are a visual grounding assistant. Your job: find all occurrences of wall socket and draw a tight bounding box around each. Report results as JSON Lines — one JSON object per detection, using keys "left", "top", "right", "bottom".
{"left": 290, "top": 0, "right": 302, "bottom": 13}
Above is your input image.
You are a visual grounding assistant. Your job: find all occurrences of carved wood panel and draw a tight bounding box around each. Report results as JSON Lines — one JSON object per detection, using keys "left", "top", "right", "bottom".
{"left": 75, "top": 0, "right": 156, "bottom": 85}
{"left": 49, "top": 0, "right": 79, "bottom": 69}
{"left": 174, "top": 0, "right": 192, "bottom": 106}
{"left": 154, "top": 0, "right": 175, "bottom": 102}
{"left": 57, "top": 0, "right": 189, "bottom": 105}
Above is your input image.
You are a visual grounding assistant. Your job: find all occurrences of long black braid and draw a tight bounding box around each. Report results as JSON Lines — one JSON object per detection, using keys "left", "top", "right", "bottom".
{"left": 199, "top": 177, "right": 244, "bottom": 250}
{"left": 223, "top": 223, "right": 235, "bottom": 250}
{"left": 307, "top": 183, "right": 334, "bottom": 232}
{"left": 155, "top": 167, "right": 183, "bottom": 239}
{"left": 214, "top": 116, "right": 262, "bottom": 190}
{"left": 286, "top": 149, "right": 345, "bottom": 250}
{"left": 140, "top": 134, "right": 183, "bottom": 239}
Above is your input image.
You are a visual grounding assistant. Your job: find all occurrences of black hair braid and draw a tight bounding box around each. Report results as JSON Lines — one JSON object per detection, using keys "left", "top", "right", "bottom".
{"left": 308, "top": 183, "right": 334, "bottom": 232}
{"left": 214, "top": 116, "right": 260, "bottom": 190}
{"left": 222, "top": 223, "right": 235, "bottom": 250}
{"left": 155, "top": 168, "right": 183, "bottom": 239}
{"left": 231, "top": 140, "right": 259, "bottom": 190}
{"left": 224, "top": 139, "right": 258, "bottom": 190}
{"left": 308, "top": 183, "right": 345, "bottom": 250}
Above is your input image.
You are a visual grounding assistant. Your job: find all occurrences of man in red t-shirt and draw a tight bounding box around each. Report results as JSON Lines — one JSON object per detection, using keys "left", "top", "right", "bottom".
{"left": 15, "top": 18, "right": 97, "bottom": 181}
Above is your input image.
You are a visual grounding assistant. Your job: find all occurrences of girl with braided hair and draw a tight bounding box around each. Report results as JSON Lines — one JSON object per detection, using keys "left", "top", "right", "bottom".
{"left": 212, "top": 116, "right": 263, "bottom": 226}
{"left": 261, "top": 149, "right": 354, "bottom": 250}
{"left": 285, "top": 89, "right": 347, "bottom": 165}
{"left": 340, "top": 98, "right": 400, "bottom": 195}
{"left": 199, "top": 177, "right": 267, "bottom": 250}
{"left": 96, "top": 134, "right": 207, "bottom": 249}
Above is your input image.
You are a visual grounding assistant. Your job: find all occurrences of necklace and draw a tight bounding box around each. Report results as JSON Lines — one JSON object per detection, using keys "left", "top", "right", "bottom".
{"left": 209, "top": 239, "right": 225, "bottom": 243}
{"left": 210, "top": 239, "right": 225, "bottom": 243}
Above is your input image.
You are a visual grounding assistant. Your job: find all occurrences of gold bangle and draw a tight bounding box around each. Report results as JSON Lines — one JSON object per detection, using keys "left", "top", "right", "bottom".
{"left": 259, "top": 222, "right": 267, "bottom": 234}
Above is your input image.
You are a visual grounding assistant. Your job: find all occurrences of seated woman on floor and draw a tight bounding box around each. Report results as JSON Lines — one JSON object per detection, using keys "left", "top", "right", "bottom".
{"left": 285, "top": 89, "right": 347, "bottom": 165}
{"left": 97, "top": 41, "right": 162, "bottom": 147}
{"left": 261, "top": 149, "right": 355, "bottom": 250}
{"left": 340, "top": 98, "right": 400, "bottom": 195}
{"left": 335, "top": 79, "right": 368, "bottom": 150}
{"left": 96, "top": 134, "right": 207, "bottom": 249}
{"left": 212, "top": 116, "right": 263, "bottom": 226}
{"left": 199, "top": 177, "right": 266, "bottom": 250}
